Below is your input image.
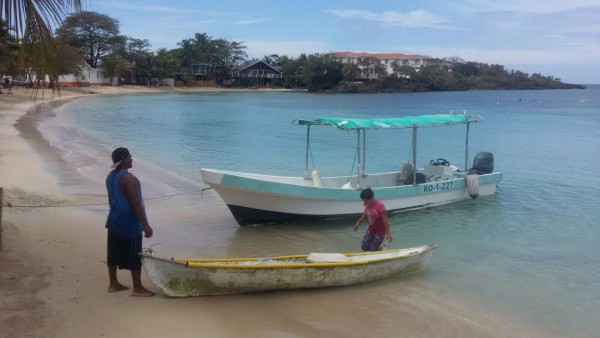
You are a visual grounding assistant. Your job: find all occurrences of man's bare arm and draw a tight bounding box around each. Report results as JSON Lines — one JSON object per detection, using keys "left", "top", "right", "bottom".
{"left": 121, "top": 173, "right": 153, "bottom": 238}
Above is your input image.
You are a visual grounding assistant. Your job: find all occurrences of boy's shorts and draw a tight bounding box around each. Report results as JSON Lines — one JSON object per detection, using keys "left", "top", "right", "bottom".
{"left": 362, "top": 230, "right": 385, "bottom": 251}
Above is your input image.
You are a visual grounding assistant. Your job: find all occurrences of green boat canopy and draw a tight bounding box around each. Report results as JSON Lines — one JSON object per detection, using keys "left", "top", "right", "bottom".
{"left": 293, "top": 114, "right": 483, "bottom": 130}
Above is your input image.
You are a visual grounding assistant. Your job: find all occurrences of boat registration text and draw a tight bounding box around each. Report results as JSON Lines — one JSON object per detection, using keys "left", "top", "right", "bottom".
{"left": 423, "top": 181, "right": 454, "bottom": 193}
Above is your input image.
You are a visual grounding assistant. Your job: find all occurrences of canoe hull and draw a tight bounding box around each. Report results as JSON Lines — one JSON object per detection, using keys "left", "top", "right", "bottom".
{"left": 141, "top": 245, "right": 436, "bottom": 297}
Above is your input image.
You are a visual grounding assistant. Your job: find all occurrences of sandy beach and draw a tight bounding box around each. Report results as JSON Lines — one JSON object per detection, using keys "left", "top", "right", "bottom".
{"left": 0, "top": 85, "right": 543, "bottom": 338}
{"left": 0, "top": 85, "right": 317, "bottom": 338}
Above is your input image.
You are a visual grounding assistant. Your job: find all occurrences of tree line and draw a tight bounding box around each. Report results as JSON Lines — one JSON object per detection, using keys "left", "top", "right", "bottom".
{"left": 262, "top": 55, "right": 584, "bottom": 92}
{"left": 1, "top": 9, "right": 583, "bottom": 91}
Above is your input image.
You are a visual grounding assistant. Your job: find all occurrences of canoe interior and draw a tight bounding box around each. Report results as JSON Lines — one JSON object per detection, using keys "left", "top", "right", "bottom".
{"left": 141, "top": 245, "right": 437, "bottom": 297}
{"left": 161, "top": 244, "right": 436, "bottom": 268}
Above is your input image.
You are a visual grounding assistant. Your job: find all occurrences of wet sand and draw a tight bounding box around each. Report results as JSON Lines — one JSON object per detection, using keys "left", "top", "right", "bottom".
{"left": 0, "top": 86, "right": 545, "bottom": 337}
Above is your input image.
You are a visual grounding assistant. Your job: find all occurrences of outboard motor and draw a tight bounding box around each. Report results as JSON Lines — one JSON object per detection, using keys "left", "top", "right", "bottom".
{"left": 472, "top": 152, "right": 494, "bottom": 175}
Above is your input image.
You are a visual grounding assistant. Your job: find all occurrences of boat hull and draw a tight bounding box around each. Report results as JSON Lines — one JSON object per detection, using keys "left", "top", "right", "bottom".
{"left": 141, "top": 245, "right": 437, "bottom": 297}
{"left": 202, "top": 169, "right": 502, "bottom": 225}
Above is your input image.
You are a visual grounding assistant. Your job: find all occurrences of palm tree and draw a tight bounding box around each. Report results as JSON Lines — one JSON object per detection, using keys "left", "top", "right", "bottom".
{"left": 101, "top": 56, "right": 126, "bottom": 85}
{"left": 357, "top": 57, "right": 377, "bottom": 81}
{"left": 177, "top": 38, "right": 195, "bottom": 71}
{"left": 1, "top": 19, "right": 19, "bottom": 77}
{"left": 342, "top": 63, "right": 360, "bottom": 82}
{"left": 373, "top": 62, "right": 387, "bottom": 79}
{"left": 1, "top": 0, "right": 82, "bottom": 91}
{"left": 193, "top": 32, "right": 212, "bottom": 62}
{"left": 152, "top": 48, "right": 178, "bottom": 86}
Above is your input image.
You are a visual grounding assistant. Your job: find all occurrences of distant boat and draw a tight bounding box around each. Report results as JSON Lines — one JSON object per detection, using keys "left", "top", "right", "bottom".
{"left": 141, "top": 244, "right": 437, "bottom": 297}
{"left": 202, "top": 113, "right": 503, "bottom": 226}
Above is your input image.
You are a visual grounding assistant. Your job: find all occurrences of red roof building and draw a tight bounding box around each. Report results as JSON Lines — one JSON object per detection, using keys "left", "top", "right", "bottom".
{"left": 330, "top": 51, "right": 432, "bottom": 80}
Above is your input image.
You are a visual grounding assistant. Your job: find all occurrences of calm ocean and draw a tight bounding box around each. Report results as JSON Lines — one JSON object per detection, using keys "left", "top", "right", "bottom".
{"left": 44, "top": 86, "right": 600, "bottom": 336}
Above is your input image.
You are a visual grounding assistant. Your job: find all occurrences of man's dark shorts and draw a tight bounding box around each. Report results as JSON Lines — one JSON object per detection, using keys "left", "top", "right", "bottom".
{"left": 107, "top": 231, "right": 142, "bottom": 270}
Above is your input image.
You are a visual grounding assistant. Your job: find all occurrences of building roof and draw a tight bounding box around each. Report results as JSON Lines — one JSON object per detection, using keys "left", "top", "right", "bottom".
{"left": 330, "top": 52, "right": 429, "bottom": 60}
{"left": 234, "top": 60, "right": 281, "bottom": 74}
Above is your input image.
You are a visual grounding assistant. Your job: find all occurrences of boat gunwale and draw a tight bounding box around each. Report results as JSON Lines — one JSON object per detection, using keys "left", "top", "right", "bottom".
{"left": 204, "top": 168, "right": 503, "bottom": 188}
{"left": 143, "top": 245, "right": 437, "bottom": 269}
{"left": 204, "top": 168, "right": 502, "bottom": 202}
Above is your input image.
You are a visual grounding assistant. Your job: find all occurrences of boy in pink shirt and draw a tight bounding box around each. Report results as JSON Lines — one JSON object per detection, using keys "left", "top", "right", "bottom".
{"left": 354, "top": 188, "right": 393, "bottom": 251}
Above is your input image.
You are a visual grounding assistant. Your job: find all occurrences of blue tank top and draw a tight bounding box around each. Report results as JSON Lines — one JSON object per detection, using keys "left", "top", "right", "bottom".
{"left": 105, "top": 170, "right": 144, "bottom": 239}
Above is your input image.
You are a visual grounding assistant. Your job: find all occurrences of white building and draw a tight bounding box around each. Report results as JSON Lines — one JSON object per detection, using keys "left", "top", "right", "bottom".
{"left": 58, "top": 62, "right": 114, "bottom": 87}
{"left": 330, "top": 52, "right": 431, "bottom": 79}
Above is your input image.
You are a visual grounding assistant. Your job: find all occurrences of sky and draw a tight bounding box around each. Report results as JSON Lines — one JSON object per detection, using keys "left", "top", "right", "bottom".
{"left": 89, "top": 0, "right": 600, "bottom": 84}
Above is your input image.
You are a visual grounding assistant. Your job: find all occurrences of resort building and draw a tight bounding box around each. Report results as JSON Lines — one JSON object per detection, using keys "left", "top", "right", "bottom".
{"left": 329, "top": 52, "right": 432, "bottom": 80}
{"left": 231, "top": 60, "right": 283, "bottom": 87}
{"left": 180, "top": 63, "right": 210, "bottom": 78}
{"left": 177, "top": 63, "right": 215, "bottom": 86}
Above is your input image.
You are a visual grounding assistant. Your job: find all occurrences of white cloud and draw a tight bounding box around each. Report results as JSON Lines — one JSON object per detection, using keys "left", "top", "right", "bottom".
{"left": 395, "top": 44, "right": 600, "bottom": 83}
{"left": 324, "top": 9, "right": 455, "bottom": 29}
{"left": 396, "top": 44, "right": 600, "bottom": 65}
{"left": 100, "top": 1, "right": 191, "bottom": 14}
{"left": 459, "top": 0, "right": 600, "bottom": 13}
{"left": 232, "top": 19, "right": 267, "bottom": 25}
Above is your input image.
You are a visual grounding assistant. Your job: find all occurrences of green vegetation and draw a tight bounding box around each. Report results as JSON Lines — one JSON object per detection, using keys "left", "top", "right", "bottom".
{"left": 55, "top": 11, "right": 125, "bottom": 68}
{"left": 345, "top": 61, "right": 585, "bottom": 93}
{"left": 1, "top": 0, "right": 82, "bottom": 91}
{"left": 175, "top": 33, "right": 247, "bottom": 86}
{"left": 276, "top": 53, "right": 343, "bottom": 91}
{"left": 271, "top": 55, "right": 583, "bottom": 92}
{"left": 0, "top": 19, "right": 18, "bottom": 77}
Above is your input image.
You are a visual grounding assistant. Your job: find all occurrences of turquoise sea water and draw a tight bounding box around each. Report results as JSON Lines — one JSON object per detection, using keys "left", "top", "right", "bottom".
{"left": 48, "top": 87, "right": 599, "bottom": 336}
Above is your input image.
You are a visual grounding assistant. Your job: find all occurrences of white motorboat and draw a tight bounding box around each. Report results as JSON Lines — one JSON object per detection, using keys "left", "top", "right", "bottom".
{"left": 202, "top": 114, "right": 502, "bottom": 225}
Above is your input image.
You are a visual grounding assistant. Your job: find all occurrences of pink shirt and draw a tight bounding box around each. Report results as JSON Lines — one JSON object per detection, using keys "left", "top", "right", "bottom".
{"left": 363, "top": 200, "right": 387, "bottom": 235}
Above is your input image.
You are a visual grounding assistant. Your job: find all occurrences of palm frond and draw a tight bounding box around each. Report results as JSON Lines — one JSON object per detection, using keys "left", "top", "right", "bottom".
{"left": 1, "top": 0, "right": 82, "bottom": 98}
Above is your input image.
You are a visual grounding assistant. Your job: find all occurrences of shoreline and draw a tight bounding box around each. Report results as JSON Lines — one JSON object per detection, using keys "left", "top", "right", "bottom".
{"left": 0, "top": 85, "right": 547, "bottom": 337}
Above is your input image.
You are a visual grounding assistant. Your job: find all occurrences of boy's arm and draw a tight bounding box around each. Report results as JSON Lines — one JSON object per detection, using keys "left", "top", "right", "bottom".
{"left": 354, "top": 211, "right": 367, "bottom": 231}
{"left": 382, "top": 211, "right": 392, "bottom": 242}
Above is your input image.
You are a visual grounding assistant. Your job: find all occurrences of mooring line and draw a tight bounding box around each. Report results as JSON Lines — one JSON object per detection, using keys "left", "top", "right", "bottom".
{"left": 3, "top": 187, "right": 213, "bottom": 208}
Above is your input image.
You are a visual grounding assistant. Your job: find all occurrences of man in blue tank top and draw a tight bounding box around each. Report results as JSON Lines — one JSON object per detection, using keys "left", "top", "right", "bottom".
{"left": 105, "top": 147, "right": 155, "bottom": 297}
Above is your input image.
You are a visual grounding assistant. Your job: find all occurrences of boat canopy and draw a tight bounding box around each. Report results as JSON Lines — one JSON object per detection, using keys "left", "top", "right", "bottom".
{"left": 293, "top": 114, "right": 483, "bottom": 131}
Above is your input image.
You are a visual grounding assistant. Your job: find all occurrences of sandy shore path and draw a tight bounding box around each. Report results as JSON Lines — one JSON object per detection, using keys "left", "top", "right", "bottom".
{"left": 0, "top": 85, "right": 283, "bottom": 337}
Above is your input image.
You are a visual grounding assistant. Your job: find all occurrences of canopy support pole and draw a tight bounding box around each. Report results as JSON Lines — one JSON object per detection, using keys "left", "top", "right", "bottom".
{"left": 412, "top": 127, "right": 417, "bottom": 185}
{"left": 465, "top": 122, "right": 470, "bottom": 171}
{"left": 362, "top": 129, "right": 366, "bottom": 177}
{"left": 357, "top": 130, "right": 361, "bottom": 188}
{"left": 304, "top": 125, "right": 311, "bottom": 179}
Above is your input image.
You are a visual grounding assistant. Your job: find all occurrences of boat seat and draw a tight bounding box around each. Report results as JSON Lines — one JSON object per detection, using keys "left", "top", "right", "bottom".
{"left": 307, "top": 253, "right": 351, "bottom": 263}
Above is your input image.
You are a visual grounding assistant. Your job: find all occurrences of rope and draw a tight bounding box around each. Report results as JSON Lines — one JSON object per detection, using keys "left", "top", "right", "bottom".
{"left": 142, "top": 242, "right": 163, "bottom": 255}
{"left": 348, "top": 145, "right": 358, "bottom": 178}
{"left": 309, "top": 143, "right": 316, "bottom": 170}
{"left": 2, "top": 187, "right": 213, "bottom": 208}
